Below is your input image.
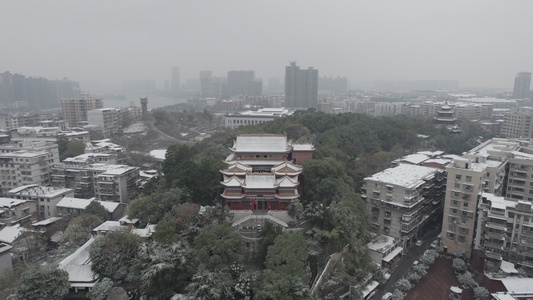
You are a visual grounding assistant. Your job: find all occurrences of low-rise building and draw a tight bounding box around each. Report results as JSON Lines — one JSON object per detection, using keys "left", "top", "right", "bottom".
{"left": 56, "top": 197, "right": 125, "bottom": 220}
{"left": 6, "top": 185, "right": 74, "bottom": 219}
{"left": 224, "top": 108, "right": 293, "bottom": 129}
{"left": 366, "top": 234, "right": 404, "bottom": 270}
{"left": 0, "top": 198, "right": 37, "bottom": 227}
{"left": 59, "top": 237, "right": 99, "bottom": 293}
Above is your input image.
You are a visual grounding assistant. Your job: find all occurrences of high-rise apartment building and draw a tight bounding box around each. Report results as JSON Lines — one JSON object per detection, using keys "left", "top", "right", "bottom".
{"left": 62, "top": 93, "right": 103, "bottom": 128}
{"left": 52, "top": 162, "right": 139, "bottom": 203}
{"left": 87, "top": 108, "right": 123, "bottom": 138}
{"left": 171, "top": 66, "right": 180, "bottom": 92}
{"left": 501, "top": 107, "right": 533, "bottom": 138}
{"left": 285, "top": 62, "right": 318, "bottom": 108}
{"left": 441, "top": 139, "right": 516, "bottom": 259}
{"left": 0, "top": 149, "right": 60, "bottom": 196}
{"left": 513, "top": 72, "right": 531, "bottom": 99}
{"left": 228, "top": 70, "right": 255, "bottom": 97}
{"left": 362, "top": 164, "right": 446, "bottom": 245}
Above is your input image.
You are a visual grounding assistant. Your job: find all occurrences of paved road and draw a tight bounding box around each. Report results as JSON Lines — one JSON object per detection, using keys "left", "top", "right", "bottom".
{"left": 373, "top": 227, "right": 441, "bottom": 300}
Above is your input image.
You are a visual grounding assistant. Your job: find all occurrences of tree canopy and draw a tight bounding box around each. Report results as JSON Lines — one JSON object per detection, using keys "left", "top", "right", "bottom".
{"left": 15, "top": 265, "right": 70, "bottom": 300}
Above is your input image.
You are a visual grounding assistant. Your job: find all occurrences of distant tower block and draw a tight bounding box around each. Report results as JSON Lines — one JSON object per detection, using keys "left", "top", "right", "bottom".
{"left": 140, "top": 97, "right": 148, "bottom": 119}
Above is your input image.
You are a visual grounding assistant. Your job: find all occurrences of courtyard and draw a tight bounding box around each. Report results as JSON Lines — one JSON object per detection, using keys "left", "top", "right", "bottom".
{"left": 405, "top": 256, "right": 476, "bottom": 300}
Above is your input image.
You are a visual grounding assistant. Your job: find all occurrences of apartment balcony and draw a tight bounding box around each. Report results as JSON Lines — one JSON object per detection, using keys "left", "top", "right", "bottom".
{"left": 485, "top": 232, "right": 505, "bottom": 241}
{"left": 522, "top": 230, "right": 533, "bottom": 238}
{"left": 484, "top": 241, "right": 504, "bottom": 250}
{"left": 486, "top": 222, "right": 507, "bottom": 231}
{"left": 485, "top": 251, "right": 502, "bottom": 261}
{"left": 518, "top": 260, "right": 533, "bottom": 268}
{"left": 487, "top": 213, "right": 507, "bottom": 221}
{"left": 520, "top": 239, "right": 533, "bottom": 247}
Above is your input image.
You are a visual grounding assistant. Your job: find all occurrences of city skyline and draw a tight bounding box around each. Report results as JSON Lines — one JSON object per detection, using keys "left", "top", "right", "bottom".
{"left": 1, "top": 1, "right": 533, "bottom": 90}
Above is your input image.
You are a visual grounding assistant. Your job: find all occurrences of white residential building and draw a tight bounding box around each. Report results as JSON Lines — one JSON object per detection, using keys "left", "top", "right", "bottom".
{"left": 87, "top": 108, "right": 123, "bottom": 137}
{"left": 62, "top": 93, "right": 103, "bottom": 128}
{"left": 0, "top": 149, "right": 59, "bottom": 195}
{"left": 0, "top": 198, "right": 37, "bottom": 227}
{"left": 56, "top": 197, "right": 125, "bottom": 220}
{"left": 362, "top": 164, "right": 446, "bottom": 246}
{"left": 6, "top": 185, "right": 74, "bottom": 219}
{"left": 52, "top": 162, "right": 139, "bottom": 203}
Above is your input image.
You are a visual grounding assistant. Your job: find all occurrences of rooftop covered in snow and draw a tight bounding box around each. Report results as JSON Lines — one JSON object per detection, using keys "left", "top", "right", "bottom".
{"left": 365, "top": 164, "right": 439, "bottom": 189}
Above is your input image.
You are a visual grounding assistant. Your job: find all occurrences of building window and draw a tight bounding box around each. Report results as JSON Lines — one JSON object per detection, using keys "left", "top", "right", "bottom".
{"left": 447, "top": 232, "right": 455, "bottom": 240}
{"left": 458, "top": 235, "right": 466, "bottom": 243}
{"left": 463, "top": 202, "right": 469, "bottom": 208}
{"left": 456, "top": 174, "right": 462, "bottom": 180}
{"left": 455, "top": 183, "right": 460, "bottom": 189}
{"left": 466, "top": 176, "right": 472, "bottom": 182}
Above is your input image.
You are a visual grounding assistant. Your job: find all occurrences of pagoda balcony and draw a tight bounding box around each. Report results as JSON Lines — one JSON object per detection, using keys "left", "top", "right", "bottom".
{"left": 220, "top": 193, "right": 245, "bottom": 200}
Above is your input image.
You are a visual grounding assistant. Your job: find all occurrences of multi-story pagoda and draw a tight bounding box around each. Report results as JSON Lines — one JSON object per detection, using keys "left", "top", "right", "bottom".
{"left": 221, "top": 134, "right": 313, "bottom": 212}
{"left": 433, "top": 100, "right": 457, "bottom": 126}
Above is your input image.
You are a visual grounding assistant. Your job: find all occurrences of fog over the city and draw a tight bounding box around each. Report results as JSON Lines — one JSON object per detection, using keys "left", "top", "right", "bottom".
{"left": 2, "top": 0, "right": 532, "bottom": 90}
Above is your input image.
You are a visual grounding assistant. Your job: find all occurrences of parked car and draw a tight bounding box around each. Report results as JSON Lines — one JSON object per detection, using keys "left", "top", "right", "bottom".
{"left": 416, "top": 240, "right": 423, "bottom": 246}
{"left": 431, "top": 240, "right": 439, "bottom": 249}
{"left": 382, "top": 292, "right": 393, "bottom": 300}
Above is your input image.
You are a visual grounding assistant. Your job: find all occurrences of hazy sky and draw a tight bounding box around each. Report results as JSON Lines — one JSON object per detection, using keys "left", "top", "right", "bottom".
{"left": 2, "top": 1, "right": 532, "bottom": 89}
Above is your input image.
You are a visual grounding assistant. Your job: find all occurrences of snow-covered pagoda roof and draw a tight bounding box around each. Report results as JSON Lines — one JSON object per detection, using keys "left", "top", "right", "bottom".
{"left": 292, "top": 143, "right": 314, "bottom": 151}
{"left": 231, "top": 134, "right": 290, "bottom": 153}
{"left": 221, "top": 176, "right": 244, "bottom": 187}
{"left": 276, "top": 176, "right": 299, "bottom": 188}
{"left": 221, "top": 161, "right": 253, "bottom": 175}
{"left": 271, "top": 161, "right": 303, "bottom": 175}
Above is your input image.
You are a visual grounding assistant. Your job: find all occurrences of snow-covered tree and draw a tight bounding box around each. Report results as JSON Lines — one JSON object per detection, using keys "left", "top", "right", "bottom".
{"left": 87, "top": 277, "right": 113, "bottom": 300}
{"left": 452, "top": 258, "right": 467, "bottom": 273}
{"left": 287, "top": 199, "right": 304, "bottom": 220}
{"left": 192, "top": 222, "right": 245, "bottom": 270}
{"left": 395, "top": 278, "right": 412, "bottom": 292}
{"left": 425, "top": 249, "right": 439, "bottom": 260}
{"left": 372, "top": 269, "right": 388, "bottom": 285}
{"left": 454, "top": 250, "right": 466, "bottom": 259}
{"left": 130, "top": 241, "right": 192, "bottom": 299}
{"left": 474, "top": 286, "right": 489, "bottom": 300}
{"left": 90, "top": 230, "right": 144, "bottom": 281}
{"left": 419, "top": 253, "right": 435, "bottom": 266}
{"left": 407, "top": 272, "right": 422, "bottom": 283}
{"left": 458, "top": 273, "right": 476, "bottom": 288}
{"left": 391, "top": 288, "right": 406, "bottom": 300}
{"left": 412, "top": 264, "right": 428, "bottom": 276}
{"left": 15, "top": 265, "right": 70, "bottom": 300}
{"left": 188, "top": 269, "right": 232, "bottom": 300}
{"left": 61, "top": 214, "right": 103, "bottom": 248}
